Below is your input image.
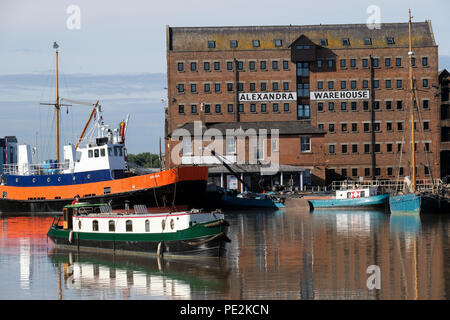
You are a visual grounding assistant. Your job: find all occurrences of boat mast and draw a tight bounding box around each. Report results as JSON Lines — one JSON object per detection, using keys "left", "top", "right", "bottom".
{"left": 408, "top": 9, "right": 416, "bottom": 192}
{"left": 55, "top": 42, "right": 61, "bottom": 163}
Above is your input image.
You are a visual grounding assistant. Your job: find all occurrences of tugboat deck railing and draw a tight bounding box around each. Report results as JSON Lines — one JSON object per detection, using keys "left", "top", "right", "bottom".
{"left": 2, "top": 162, "right": 74, "bottom": 175}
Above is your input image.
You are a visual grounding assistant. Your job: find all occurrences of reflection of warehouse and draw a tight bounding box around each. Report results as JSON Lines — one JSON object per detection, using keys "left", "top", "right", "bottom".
{"left": 165, "top": 22, "right": 443, "bottom": 187}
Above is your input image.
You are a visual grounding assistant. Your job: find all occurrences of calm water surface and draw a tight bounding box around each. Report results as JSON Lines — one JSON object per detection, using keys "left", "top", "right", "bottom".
{"left": 1, "top": 207, "right": 449, "bottom": 300}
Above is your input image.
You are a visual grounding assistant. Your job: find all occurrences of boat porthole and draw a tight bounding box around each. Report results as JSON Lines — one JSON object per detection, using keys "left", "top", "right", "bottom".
{"left": 58, "top": 177, "right": 61, "bottom": 182}
{"left": 47, "top": 178, "right": 51, "bottom": 182}
{"left": 78, "top": 220, "right": 81, "bottom": 229}
{"left": 87, "top": 174, "right": 91, "bottom": 179}
{"left": 170, "top": 219, "right": 174, "bottom": 230}
{"left": 73, "top": 176, "right": 76, "bottom": 181}
{"left": 161, "top": 220, "right": 166, "bottom": 230}
{"left": 32, "top": 178, "right": 36, "bottom": 183}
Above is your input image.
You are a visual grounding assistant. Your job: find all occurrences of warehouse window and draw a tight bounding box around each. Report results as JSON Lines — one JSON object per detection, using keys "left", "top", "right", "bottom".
{"left": 230, "top": 40, "right": 238, "bottom": 48}
{"left": 252, "top": 40, "right": 260, "bottom": 47}
{"left": 177, "top": 62, "right": 184, "bottom": 71}
{"left": 227, "top": 61, "right": 233, "bottom": 70}
{"left": 422, "top": 57, "right": 428, "bottom": 67}
{"left": 320, "top": 38, "right": 328, "bottom": 46}
{"left": 260, "top": 60, "right": 267, "bottom": 70}
{"left": 214, "top": 61, "right": 220, "bottom": 70}
{"left": 364, "top": 38, "right": 372, "bottom": 45}
{"left": 342, "top": 38, "right": 350, "bottom": 46}
{"left": 274, "top": 39, "right": 283, "bottom": 47}
{"left": 385, "top": 58, "right": 391, "bottom": 67}
{"left": 300, "top": 136, "right": 311, "bottom": 152}
{"left": 386, "top": 37, "right": 395, "bottom": 45}
{"left": 297, "top": 105, "right": 310, "bottom": 119}
{"left": 207, "top": 41, "right": 215, "bottom": 48}
{"left": 190, "top": 62, "right": 197, "bottom": 71}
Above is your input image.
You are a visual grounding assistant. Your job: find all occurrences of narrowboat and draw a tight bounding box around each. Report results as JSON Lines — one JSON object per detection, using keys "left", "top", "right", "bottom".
{"left": 308, "top": 186, "right": 389, "bottom": 211}
{"left": 47, "top": 202, "right": 231, "bottom": 258}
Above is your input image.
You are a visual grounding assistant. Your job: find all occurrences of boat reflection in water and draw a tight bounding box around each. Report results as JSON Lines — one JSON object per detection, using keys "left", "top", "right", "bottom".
{"left": 310, "top": 209, "right": 386, "bottom": 236}
{"left": 48, "top": 249, "right": 230, "bottom": 299}
{"left": 390, "top": 213, "right": 421, "bottom": 234}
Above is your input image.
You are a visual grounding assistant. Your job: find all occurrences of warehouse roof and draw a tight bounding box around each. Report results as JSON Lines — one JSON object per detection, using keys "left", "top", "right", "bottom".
{"left": 167, "top": 21, "right": 436, "bottom": 51}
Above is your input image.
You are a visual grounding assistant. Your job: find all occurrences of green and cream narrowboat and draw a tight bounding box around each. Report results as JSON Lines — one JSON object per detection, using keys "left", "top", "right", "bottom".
{"left": 47, "top": 202, "right": 230, "bottom": 258}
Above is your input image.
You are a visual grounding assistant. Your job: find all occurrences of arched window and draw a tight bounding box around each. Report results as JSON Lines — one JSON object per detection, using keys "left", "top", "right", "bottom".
{"left": 109, "top": 220, "right": 115, "bottom": 232}
{"left": 145, "top": 220, "right": 150, "bottom": 232}
{"left": 92, "top": 220, "right": 99, "bottom": 231}
{"left": 126, "top": 220, "right": 133, "bottom": 232}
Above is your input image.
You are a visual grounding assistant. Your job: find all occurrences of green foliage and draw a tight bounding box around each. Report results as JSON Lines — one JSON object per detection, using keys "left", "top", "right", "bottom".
{"left": 127, "top": 152, "right": 160, "bottom": 168}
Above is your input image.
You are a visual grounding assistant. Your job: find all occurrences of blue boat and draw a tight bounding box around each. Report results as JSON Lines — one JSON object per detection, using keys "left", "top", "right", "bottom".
{"left": 308, "top": 187, "right": 389, "bottom": 211}
{"left": 388, "top": 11, "right": 442, "bottom": 216}
{"left": 389, "top": 192, "right": 440, "bottom": 215}
{"left": 221, "top": 191, "right": 285, "bottom": 209}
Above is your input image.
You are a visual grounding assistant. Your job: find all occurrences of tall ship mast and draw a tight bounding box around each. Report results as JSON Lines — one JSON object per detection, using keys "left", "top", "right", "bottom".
{"left": 388, "top": 10, "right": 440, "bottom": 215}
{"left": 0, "top": 43, "right": 209, "bottom": 213}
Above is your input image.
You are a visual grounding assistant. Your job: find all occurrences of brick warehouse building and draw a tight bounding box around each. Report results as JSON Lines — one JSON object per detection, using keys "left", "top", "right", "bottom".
{"left": 165, "top": 22, "right": 442, "bottom": 187}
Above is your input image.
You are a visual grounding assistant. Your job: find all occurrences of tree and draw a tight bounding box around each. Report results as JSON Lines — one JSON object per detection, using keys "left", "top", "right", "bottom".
{"left": 127, "top": 152, "right": 160, "bottom": 168}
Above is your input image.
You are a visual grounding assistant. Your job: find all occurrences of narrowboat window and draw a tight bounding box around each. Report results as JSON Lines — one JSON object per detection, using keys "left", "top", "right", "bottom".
{"left": 88, "top": 150, "right": 93, "bottom": 158}
{"left": 109, "top": 220, "right": 115, "bottom": 232}
{"left": 94, "top": 149, "right": 99, "bottom": 158}
{"left": 145, "top": 220, "right": 150, "bottom": 232}
{"left": 108, "top": 148, "right": 113, "bottom": 156}
{"left": 126, "top": 220, "right": 132, "bottom": 232}
{"left": 100, "top": 148, "right": 106, "bottom": 157}
{"left": 93, "top": 220, "right": 99, "bottom": 231}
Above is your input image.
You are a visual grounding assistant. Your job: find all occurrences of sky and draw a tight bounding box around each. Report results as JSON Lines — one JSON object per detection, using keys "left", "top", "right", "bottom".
{"left": 0, "top": 0, "right": 449, "bottom": 156}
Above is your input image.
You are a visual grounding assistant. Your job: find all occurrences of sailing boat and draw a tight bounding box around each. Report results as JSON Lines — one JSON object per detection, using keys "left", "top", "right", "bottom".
{"left": 0, "top": 43, "right": 209, "bottom": 213}
{"left": 389, "top": 10, "right": 440, "bottom": 215}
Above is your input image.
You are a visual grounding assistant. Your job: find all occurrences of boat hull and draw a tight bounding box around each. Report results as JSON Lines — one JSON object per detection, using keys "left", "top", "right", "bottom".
{"left": 0, "top": 167, "right": 208, "bottom": 214}
{"left": 0, "top": 179, "right": 207, "bottom": 214}
{"left": 47, "top": 223, "right": 229, "bottom": 258}
{"left": 389, "top": 192, "right": 440, "bottom": 215}
{"left": 308, "top": 194, "right": 389, "bottom": 211}
{"left": 221, "top": 194, "right": 285, "bottom": 209}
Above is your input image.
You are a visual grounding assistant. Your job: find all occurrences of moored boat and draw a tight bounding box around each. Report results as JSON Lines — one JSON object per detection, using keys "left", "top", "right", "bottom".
{"left": 0, "top": 43, "right": 208, "bottom": 213}
{"left": 221, "top": 190, "right": 285, "bottom": 209}
{"left": 47, "top": 202, "right": 230, "bottom": 258}
{"left": 388, "top": 10, "right": 441, "bottom": 215}
{"left": 308, "top": 186, "right": 389, "bottom": 211}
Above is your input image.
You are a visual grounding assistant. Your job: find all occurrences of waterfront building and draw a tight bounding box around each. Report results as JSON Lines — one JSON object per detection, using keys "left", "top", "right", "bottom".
{"left": 165, "top": 22, "right": 441, "bottom": 187}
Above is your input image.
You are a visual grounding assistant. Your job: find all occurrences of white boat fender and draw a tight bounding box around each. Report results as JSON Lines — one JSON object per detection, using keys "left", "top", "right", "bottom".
{"left": 157, "top": 242, "right": 164, "bottom": 257}
{"left": 69, "top": 230, "right": 73, "bottom": 244}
